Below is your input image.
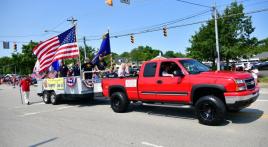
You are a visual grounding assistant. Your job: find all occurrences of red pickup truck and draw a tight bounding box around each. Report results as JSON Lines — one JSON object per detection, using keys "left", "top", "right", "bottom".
{"left": 102, "top": 58, "right": 259, "bottom": 125}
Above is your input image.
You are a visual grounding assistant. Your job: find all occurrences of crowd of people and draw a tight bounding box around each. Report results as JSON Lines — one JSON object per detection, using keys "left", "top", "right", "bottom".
{"left": 44, "top": 55, "right": 138, "bottom": 81}
{"left": 0, "top": 75, "right": 22, "bottom": 87}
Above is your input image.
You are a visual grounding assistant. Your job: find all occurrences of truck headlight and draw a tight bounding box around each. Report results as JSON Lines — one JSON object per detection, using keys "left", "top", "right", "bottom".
{"left": 235, "top": 79, "right": 246, "bottom": 91}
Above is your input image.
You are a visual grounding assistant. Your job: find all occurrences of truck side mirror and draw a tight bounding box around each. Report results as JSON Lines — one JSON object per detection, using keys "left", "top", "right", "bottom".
{"left": 173, "top": 70, "right": 184, "bottom": 77}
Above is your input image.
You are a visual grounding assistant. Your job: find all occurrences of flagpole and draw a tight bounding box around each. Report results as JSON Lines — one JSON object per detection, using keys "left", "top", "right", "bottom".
{"left": 108, "top": 29, "right": 113, "bottom": 68}
{"left": 74, "top": 24, "right": 82, "bottom": 78}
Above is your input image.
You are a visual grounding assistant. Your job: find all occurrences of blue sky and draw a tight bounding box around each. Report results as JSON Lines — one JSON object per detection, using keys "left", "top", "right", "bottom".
{"left": 0, "top": 0, "right": 268, "bottom": 57}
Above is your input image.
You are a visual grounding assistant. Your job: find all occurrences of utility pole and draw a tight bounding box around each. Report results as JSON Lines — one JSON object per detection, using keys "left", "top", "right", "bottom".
{"left": 213, "top": 4, "right": 221, "bottom": 71}
{"left": 83, "top": 36, "right": 87, "bottom": 60}
{"left": 67, "top": 17, "right": 77, "bottom": 26}
{"left": 67, "top": 17, "right": 82, "bottom": 76}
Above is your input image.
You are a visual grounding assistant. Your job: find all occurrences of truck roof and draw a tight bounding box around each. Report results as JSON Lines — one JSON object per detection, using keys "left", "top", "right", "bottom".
{"left": 148, "top": 57, "right": 192, "bottom": 62}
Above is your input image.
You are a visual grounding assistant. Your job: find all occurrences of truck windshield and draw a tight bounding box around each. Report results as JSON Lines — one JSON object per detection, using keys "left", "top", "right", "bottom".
{"left": 179, "top": 59, "right": 210, "bottom": 74}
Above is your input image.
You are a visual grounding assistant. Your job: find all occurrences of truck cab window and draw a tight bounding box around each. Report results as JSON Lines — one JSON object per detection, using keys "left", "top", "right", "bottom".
{"left": 160, "top": 62, "right": 181, "bottom": 77}
{"left": 143, "top": 62, "right": 157, "bottom": 77}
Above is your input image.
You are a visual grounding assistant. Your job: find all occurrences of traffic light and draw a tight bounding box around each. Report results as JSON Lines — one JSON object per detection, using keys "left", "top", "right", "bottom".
{"left": 105, "top": 0, "right": 113, "bottom": 6}
{"left": 163, "top": 27, "right": 167, "bottom": 37}
{"left": 13, "top": 42, "right": 17, "bottom": 52}
{"left": 130, "top": 35, "right": 134, "bottom": 43}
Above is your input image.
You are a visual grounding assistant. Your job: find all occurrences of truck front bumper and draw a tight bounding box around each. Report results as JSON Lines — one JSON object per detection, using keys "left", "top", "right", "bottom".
{"left": 224, "top": 87, "right": 259, "bottom": 110}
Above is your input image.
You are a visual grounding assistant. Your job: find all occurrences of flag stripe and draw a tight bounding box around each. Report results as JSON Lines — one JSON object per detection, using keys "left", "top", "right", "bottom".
{"left": 33, "top": 36, "right": 56, "bottom": 52}
{"left": 34, "top": 37, "right": 57, "bottom": 54}
{"left": 39, "top": 43, "right": 78, "bottom": 65}
{"left": 39, "top": 51, "right": 79, "bottom": 72}
{"left": 38, "top": 41, "right": 60, "bottom": 59}
{"left": 33, "top": 27, "right": 79, "bottom": 73}
{"left": 40, "top": 48, "right": 78, "bottom": 67}
{"left": 36, "top": 39, "right": 60, "bottom": 58}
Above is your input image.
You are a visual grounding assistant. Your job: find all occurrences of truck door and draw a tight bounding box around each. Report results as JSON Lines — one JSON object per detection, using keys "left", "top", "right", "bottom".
{"left": 155, "top": 61, "right": 189, "bottom": 102}
{"left": 138, "top": 62, "right": 157, "bottom": 100}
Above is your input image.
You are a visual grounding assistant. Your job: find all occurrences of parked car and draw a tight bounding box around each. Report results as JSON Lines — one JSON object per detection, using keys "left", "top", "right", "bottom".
{"left": 31, "top": 77, "right": 37, "bottom": 85}
{"left": 258, "top": 62, "right": 268, "bottom": 70}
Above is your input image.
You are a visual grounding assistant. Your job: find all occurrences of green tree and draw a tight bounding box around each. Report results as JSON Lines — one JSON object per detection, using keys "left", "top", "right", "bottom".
{"left": 164, "top": 51, "right": 185, "bottom": 58}
{"left": 255, "top": 38, "right": 268, "bottom": 53}
{"left": 187, "top": 2, "right": 256, "bottom": 66}
{"left": 130, "top": 46, "right": 160, "bottom": 61}
{"left": 0, "top": 57, "right": 12, "bottom": 74}
{"left": 19, "top": 41, "right": 38, "bottom": 74}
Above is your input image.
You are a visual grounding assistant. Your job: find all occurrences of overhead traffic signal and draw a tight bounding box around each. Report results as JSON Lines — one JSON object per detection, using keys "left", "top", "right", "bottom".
{"left": 163, "top": 27, "right": 167, "bottom": 37}
{"left": 130, "top": 35, "right": 134, "bottom": 43}
{"left": 105, "top": 0, "right": 113, "bottom": 6}
{"left": 13, "top": 42, "right": 17, "bottom": 52}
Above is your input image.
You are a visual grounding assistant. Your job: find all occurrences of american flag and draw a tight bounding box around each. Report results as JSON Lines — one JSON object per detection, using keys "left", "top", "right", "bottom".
{"left": 33, "top": 26, "right": 79, "bottom": 73}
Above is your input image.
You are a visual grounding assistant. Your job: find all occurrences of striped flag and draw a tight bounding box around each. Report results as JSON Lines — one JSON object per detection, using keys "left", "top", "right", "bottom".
{"left": 33, "top": 26, "right": 79, "bottom": 73}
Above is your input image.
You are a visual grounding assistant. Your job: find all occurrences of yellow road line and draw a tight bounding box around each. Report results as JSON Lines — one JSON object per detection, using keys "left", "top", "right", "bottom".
{"left": 261, "top": 114, "right": 268, "bottom": 119}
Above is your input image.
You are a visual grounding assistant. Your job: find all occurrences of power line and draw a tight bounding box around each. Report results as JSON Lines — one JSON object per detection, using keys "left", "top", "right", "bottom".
{"left": 175, "top": 0, "right": 211, "bottom": 8}
{"left": 102, "top": 7, "right": 268, "bottom": 41}
{"left": 109, "top": 9, "right": 211, "bottom": 37}
{"left": 2, "top": 7, "right": 268, "bottom": 43}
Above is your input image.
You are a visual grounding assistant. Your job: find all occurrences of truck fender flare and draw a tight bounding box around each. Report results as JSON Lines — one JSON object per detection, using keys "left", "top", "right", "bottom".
{"left": 108, "top": 85, "right": 127, "bottom": 97}
{"left": 191, "top": 84, "right": 226, "bottom": 102}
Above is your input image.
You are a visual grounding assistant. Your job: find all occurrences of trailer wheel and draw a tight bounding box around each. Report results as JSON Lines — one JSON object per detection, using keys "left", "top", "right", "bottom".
{"left": 111, "top": 92, "right": 129, "bottom": 113}
{"left": 195, "top": 95, "right": 226, "bottom": 126}
{"left": 50, "top": 92, "right": 59, "bottom": 105}
{"left": 42, "top": 92, "right": 51, "bottom": 104}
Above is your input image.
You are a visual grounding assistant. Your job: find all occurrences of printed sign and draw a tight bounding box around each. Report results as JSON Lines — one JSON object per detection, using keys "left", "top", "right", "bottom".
{"left": 125, "top": 79, "right": 137, "bottom": 87}
{"left": 43, "top": 78, "right": 64, "bottom": 90}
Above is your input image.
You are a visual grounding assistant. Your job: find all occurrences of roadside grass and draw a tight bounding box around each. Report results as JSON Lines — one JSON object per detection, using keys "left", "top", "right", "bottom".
{"left": 259, "top": 76, "right": 268, "bottom": 84}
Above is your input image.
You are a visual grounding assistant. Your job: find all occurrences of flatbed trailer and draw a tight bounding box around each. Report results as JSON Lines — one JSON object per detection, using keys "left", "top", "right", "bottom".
{"left": 36, "top": 76, "right": 102, "bottom": 105}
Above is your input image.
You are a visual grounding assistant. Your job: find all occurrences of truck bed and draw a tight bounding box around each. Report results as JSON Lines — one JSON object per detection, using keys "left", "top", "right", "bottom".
{"left": 102, "top": 77, "right": 138, "bottom": 99}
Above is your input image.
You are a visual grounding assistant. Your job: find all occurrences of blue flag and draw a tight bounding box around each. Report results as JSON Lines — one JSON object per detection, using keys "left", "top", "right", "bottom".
{"left": 52, "top": 60, "right": 60, "bottom": 71}
{"left": 91, "top": 33, "right": 111, "bottom": 65}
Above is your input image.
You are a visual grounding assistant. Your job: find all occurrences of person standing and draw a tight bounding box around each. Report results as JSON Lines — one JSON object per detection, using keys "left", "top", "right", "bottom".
{"left": 20, "top": 76, "right": 31, "bottom": 105}
{"left": 96, "top": 55, "right": 107, "bottom": 71}
{"left": 82, "top": 58, "right": 93, "bottom": 79}
{"left": 72, "top": 61, "right": 80, "bottom": 76}
{"left": 59, "top": 61, "right": 69, "bottom": 77}
{"left": 12, "top": 75, "right": 16, "bottom": 88}
{"left": 118, "top": 63, "right": 126, "bottom": 77}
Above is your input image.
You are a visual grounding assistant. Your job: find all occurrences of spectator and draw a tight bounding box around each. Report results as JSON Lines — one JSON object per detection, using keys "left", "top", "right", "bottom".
{"left": 231, "top": 63, "right": 236, "bottom": 71}
{"left": 12, "top": 75, "right": 16, "bottom": 88}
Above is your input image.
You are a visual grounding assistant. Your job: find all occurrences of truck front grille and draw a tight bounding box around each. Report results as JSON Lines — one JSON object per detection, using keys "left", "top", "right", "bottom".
{"left": 245, "top": 78, "right": 255, "bottom": 90}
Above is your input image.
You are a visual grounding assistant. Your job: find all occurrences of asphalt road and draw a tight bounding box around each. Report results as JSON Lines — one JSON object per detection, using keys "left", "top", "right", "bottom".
{"left": 259, "top": 70, "right": 268, "bottom": 77}
{"left": 0, "top": 84, "right": 268, "bottom": 147}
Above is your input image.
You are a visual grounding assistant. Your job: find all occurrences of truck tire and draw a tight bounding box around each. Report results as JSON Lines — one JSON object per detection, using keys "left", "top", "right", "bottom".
{"left": 50, "top": 92, "right": 59, "bottom": 105}
{"left": 42, "top": 92, "right": 51, "bottom": 104}
{"left": 111, "top": 92, "right": 129, "bottom": 113}
{"left": 195, "top": 95, "right": 226, "bottom": 126}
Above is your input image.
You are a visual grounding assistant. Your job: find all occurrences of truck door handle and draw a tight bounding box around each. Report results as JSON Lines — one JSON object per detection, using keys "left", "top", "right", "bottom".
{"left": 157, "top": 80, "right": 162, "bottom": 84}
